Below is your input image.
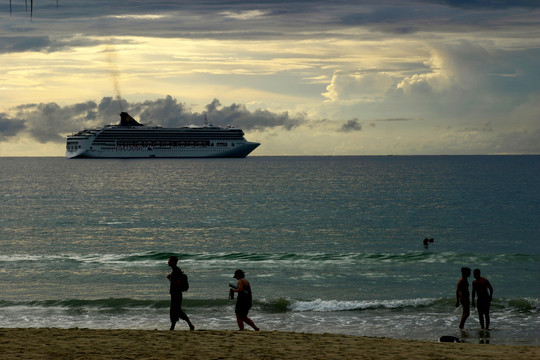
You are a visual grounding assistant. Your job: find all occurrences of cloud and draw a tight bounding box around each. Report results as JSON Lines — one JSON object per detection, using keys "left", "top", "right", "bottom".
{"left": 134, "top": 96, "right": 306, "bottom": 130}
{"left": 0, "top": 36, "right": 51, "bottom": 53}
{"left": 0, "top": 113, "right": 26, "bottom": 140}
{"left": 339, "top": 1, "right": 540, "bottom": 34}
{"left": 135, "top": 96, "right": 189, "bottom": 127}
{"left": 436, "top": 0, "right": 539, "bottom": 10}
{"left": 3, "top": 1, "right": 539, "bottom": 43}
{"left": 323, "top": 71, "right": 395, "bottom": 103}
{"left": 204, "top": 100, "right": 305, "bottom": 131}
{"left": 0, "top": 35, "right": 104, "bottom": 54}
{"left": 221, "top": 10, "right": 269, "bottom": 20}
{"left": 21, "top": 101, "right": 98, "bottom": 143}
{"left": 390, "top": 41, "right": 540, "bottom": 119}
{"left": 339, "top": 119, "right": 362, "bottom": 132}
{"left": 2, "top": 96, "right": 307, "bottom": 144}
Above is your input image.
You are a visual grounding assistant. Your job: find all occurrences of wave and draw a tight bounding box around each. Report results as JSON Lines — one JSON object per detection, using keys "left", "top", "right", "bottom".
{"left": 289, "top": 298, "right": 438, "bottom": 312}
{"left": 1, "top": 251, "right": 538, "bottom": 266}
{"left": 288, "top": 297, "right": 540, "bottom": 313}
{"left": 1, "top": 297, "right": 537, "bottom": 314}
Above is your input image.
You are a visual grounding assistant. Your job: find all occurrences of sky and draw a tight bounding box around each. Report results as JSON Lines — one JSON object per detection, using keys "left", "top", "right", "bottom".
{"left": 1, "top": 0, "right": 539, "bottom": 156}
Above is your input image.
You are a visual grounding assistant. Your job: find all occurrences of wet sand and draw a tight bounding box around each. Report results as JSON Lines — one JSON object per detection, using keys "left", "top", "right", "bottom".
{"left": 0, "top": 328, "right": 538, "bottom": 359}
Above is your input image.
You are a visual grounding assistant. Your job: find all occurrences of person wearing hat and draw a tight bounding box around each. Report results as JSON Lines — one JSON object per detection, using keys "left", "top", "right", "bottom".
{"left": 230, "top": 269, "right": 259, "bottom": 331}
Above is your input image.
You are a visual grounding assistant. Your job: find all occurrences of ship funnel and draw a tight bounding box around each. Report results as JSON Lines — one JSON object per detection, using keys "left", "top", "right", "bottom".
{"left": 119, "top": 112, "right": 142, "bottom": 126}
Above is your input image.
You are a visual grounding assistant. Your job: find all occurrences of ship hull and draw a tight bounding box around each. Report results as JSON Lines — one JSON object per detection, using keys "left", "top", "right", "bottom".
{"left": 67, "top": 142, "right": 260, "bottom": 158}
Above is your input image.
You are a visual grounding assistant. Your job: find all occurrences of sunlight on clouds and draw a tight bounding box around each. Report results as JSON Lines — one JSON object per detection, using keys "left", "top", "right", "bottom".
{"left": 302, "top": 75, "right": 331, "bottom": 85}
{"left": 106, "top": 15, "right": 167, "bottom": 20}
{"left": 396, "top": 49, "right": 452, "bottom": 93}
{"left": 107, "top": 37, "right": 322, "bottom": 76}
{"left": 0, "top": 33, "right": 438, "bottom": 110}
{"left": 220, "top": 10, "right": 268, "bottom": 20}
{"left": 323, "top": 71, "right": 395, "bottom": 103}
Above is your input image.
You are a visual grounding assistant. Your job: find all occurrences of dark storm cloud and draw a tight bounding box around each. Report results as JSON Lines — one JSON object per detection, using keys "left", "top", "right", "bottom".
{"left": 0, "top": 113, "right": 26, "bottom": 140}
{"left": 134, "top": 96, "right": 191, "bottom": 127}
{"left": 3, "top": 96, "right": 306, "bottom": 144}
{"left": 2, "top": 1, "right": 539, "bottom": 46}
{"left": 434, "top": 0, "right": 539, "bottom": 9}
{"left": 135, "top": 96, "right": 305, "bottom": 130}
{"left": 340, "top": 1, "right": 540, "bottom": 34}
{"left": 204, "top": 99, "right": 305, "bottom": 130}
{"left": 17, "top": 101, "right": 98, "bottom": 143}
{"left": 0, "top": 36, "right": 103, "bottom": 54}
{"left": 0, "top": 36, "right": 51, "bottom": 53}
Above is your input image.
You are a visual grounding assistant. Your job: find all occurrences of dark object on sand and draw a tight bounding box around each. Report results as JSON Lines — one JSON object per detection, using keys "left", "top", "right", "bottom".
{"left": 439, "top": 335, "right": 461, "bottom": 343}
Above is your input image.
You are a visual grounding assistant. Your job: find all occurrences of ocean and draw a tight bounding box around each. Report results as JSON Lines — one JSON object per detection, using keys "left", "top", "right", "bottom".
{"left": 0, "top": 156, "right": 538, "bottom": 345}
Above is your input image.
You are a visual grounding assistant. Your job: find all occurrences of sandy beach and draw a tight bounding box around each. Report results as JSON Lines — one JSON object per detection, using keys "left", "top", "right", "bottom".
{"left": 0, "top": 328, "right": 538, "bottom": 360}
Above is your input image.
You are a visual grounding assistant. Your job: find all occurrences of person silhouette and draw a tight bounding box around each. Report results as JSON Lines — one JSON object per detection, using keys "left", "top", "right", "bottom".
{"left": 455, "top": 267, "right": 471, "bottom": 329}
{"left": 230, "top": 269, "right": 259, "bottom": 331}
{"left": 472, "top": 268, "right": 494, "bottom": 329}
{"left": 167, "top": 256, "right": 195, "bottom": 331}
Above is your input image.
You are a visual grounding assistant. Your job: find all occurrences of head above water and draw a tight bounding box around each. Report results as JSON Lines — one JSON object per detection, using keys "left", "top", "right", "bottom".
{"left": 234, "top": 269, "right": 245, "bottom": 279}
{"left": 461, "top": 267, "right": 471, "bottom": 277}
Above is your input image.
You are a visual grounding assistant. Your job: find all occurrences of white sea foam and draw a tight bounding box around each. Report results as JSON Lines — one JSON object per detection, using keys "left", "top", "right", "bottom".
{"left": 290, "top": 298, "right": 436, "bottom": 312}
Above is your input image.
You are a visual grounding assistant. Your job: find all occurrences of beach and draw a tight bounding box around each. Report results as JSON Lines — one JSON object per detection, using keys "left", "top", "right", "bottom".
{"left": 1, "top": 328, "right": 538, "bottom": 360}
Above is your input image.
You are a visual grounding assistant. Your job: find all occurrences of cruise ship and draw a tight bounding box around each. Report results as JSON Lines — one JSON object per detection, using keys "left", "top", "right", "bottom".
{"left": 66, "top": 112, "right": 260, "bottom": 158}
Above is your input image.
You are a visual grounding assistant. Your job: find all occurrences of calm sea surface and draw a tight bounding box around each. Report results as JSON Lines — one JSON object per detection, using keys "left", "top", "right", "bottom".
{"left": 0, "top": 156, "right": 538, "bottom": 345}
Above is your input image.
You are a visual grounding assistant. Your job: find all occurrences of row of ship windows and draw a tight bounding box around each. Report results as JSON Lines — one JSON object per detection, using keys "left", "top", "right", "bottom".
{"left": 102, "top": 130, "right": 243, "bottom": 134}
{"left": 95, "top": 137, "right": 243, "bottom": 142}
{"left": 66, "top": 143, "right": 232, "bottom": 150}
{"left": 115, "top": 140, "right": 213, "bottom": 146}
{"left": 71, "top": 132, "right": 244, "bottom": 139}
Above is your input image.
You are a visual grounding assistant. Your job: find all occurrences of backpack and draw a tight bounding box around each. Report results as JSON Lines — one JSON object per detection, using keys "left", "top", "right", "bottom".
{"left": 180, "top": 272, "right": 189, "bottom": 292}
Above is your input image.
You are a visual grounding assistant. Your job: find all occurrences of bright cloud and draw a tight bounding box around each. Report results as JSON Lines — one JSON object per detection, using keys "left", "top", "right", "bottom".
{"left": 221, "top": 10, "right": 268, "bottom": 20}
{"left": 324, "top": 71, "right": 396, "bottom": 102}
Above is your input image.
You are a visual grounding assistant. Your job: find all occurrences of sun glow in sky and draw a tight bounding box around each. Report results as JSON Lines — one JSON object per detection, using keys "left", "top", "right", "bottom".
{"left": 1, "top": 1, "right": 539, "bottom": 156}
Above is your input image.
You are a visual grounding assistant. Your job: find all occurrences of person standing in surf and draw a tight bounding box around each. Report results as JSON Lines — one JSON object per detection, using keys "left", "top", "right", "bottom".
{"left": 472, "top": 268, "right": 494, "bottom": 329}
{"left": 230, "top": 269, "right": 259, "bottom": 331}
{"left": 455, "top": 267, "right": 471, "bottom": 329}
{"left": 167, "top": 256, "right": 195, "bottom": 331}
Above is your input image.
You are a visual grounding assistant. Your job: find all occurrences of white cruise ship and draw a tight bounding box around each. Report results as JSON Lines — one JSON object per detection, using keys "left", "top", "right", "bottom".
{"left": 66, "top": 112, "right": 260, "bottom": 158}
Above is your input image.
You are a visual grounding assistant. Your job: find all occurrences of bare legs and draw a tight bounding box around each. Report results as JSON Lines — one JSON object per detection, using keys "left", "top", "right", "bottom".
{"left": 478, "top": 310, "right": 490, "bottom": 330}
{"left": 236, "top": 313, "right": 259, "bottom": 331}
{"left": 170, "top": 295, "right": 195, "bottom": 331}
{"left": 170, "top": 314, "right": 195, "bottom": 331}
{"left": 459, "top": 302, "right": 470, "bottom": 329}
